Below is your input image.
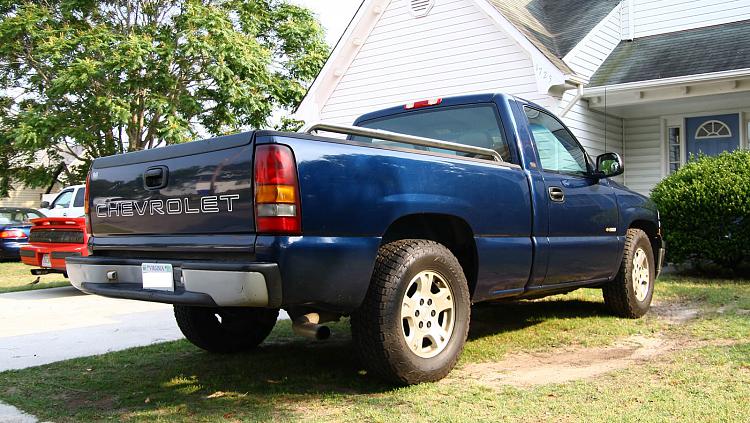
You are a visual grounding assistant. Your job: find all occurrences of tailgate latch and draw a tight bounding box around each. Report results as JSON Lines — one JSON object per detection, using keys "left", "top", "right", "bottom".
{"left": 144, "top": 166, "right": 169, "bottom": 190}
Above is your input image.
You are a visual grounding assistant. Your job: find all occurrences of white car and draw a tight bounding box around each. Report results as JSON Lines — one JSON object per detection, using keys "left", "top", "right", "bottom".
{"left": 38, "top": 185, "right": 86, "bottom": 218}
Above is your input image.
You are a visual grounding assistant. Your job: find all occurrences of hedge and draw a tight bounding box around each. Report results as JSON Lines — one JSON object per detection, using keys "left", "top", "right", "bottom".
{"left": 651, "top": 150, "right": 750, "bottom": 270}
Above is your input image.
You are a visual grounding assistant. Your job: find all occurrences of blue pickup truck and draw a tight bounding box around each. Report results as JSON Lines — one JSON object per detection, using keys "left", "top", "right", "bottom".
{"left": 68, "top": 93, "right": 664, "bottom": 384}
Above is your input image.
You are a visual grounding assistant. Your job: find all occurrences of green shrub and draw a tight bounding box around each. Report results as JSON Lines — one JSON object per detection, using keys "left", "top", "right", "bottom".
{"left": 651, "top": 150, "right": 750, "bottom": 270}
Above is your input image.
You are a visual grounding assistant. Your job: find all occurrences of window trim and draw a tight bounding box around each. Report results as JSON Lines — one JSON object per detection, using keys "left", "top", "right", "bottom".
{"left": 522, "top": 105, "right": 593, "bottom": 178}
{"left": 694, "top": 120, "right": 732, "bottom": 139}
{"left": 666, "top": 126, "right": 682, "bottom": 175}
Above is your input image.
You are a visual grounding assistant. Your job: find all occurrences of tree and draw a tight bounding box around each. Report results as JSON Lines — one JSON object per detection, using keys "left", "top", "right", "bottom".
{"left": 0, "top": 0, "right": 328, "bottom": 194}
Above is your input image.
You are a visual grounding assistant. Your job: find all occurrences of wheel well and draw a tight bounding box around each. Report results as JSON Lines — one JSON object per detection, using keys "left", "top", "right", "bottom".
{"left": 381, "top": 214, "right": 478, "bottom": 297}
{"left": 629, "top": 219, "right": 660, "bottom": 254}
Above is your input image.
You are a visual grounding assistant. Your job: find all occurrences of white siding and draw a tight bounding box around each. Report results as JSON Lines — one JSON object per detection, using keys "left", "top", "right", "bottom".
{"left": 560, "top": 93, "right": 624, "bottom": 158}
{"left": 621, "top": 0, "right": 632, "bottom": 39}
{"left": 320, "top": 0, "right": 550, "bottom": 124}
{"left": 0, "top": 186, "right": 45, "bottom": 208}
{"left": 623, "top": 117, "right": 662, "bottom": 196}
{"left": 564, "top": 3, "right": 622, "bottom": 79}
{"left": 624, "top": 0, "right": 750, "bottom": 38}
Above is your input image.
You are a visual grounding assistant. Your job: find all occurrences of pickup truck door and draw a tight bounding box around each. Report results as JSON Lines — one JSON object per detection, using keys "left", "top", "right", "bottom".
{"left": 523, "top": 106, "right": 621, "bottom": 286}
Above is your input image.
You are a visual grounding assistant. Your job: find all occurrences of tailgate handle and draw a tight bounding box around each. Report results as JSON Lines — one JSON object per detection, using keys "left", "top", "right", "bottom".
{"left": 144, "top": 166, "right": 168, "bottom": 190}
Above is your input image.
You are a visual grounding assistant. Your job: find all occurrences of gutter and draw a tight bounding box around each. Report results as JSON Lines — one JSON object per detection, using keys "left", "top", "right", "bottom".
{"left": 584, "top": 68, "right": 750, "bottom": 96}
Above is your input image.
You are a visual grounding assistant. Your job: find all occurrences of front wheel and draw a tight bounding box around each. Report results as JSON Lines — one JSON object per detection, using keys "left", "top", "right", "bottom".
{"left": 351, "top": 239, "right": 471, "bottom": 385}
{"left": 603, "top": 228, "right": 655, "bottom": 318}
{"left": 174, "top": 305, "right": 279, "bottom": 353}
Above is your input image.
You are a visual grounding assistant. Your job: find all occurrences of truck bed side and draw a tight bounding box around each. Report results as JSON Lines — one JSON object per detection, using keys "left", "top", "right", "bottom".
{"left": 257, "top": 132, "right": 534, "bottom": 309}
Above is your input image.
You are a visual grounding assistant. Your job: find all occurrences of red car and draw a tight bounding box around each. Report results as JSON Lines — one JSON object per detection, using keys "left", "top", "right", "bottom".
{"left": 20, "top": 217, "right": 89, "bottom": 276}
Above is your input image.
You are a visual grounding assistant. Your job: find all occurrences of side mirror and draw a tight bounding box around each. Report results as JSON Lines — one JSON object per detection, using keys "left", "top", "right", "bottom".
{"left": 595, "top": 152, "right": 624, "bottom": 178}
{"left": 40, "top": 201, "right": 50, "bottom": 209}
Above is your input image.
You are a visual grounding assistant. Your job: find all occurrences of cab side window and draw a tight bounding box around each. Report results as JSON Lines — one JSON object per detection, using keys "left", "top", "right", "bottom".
{"left": 355, "top": 105, "right": 514, "bottom": 163}
{"left": 52, "top": 190, "right": 73, "bottom": 209}
{"left": 73, "top": 188, "right": 85, "bottom": 208}
{"left": 524, "top": 107, "right": 589, "bottom": 175}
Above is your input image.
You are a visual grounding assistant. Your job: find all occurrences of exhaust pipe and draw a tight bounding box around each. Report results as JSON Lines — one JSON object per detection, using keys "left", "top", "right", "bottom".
{"left": 292, "top": 313, "right": 332, "bottom": 340}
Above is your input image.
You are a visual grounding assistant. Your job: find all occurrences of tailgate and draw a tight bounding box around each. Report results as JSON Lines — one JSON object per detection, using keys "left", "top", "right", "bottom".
{"left": 89, "top": 132, "right": 255, "bottom": 236}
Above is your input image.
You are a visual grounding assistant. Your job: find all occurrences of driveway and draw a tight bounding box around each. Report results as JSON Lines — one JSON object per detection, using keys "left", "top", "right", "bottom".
{"left": 0, "top": 286, "right": 184, "bottom": 372}
{"left": 1, "top": 286, "right": 290, "bottom": 372}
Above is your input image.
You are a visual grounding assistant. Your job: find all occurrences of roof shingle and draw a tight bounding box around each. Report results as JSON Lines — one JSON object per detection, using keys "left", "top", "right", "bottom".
{"left": 488, "top": 0, "right": 620, "bottom": 72}
{"left": 589, "top": 19, "right": 750, "bottom": 87}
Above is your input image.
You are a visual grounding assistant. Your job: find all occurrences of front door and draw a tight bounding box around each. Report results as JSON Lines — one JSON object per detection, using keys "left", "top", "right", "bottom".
{"left": 686, "top": 114, "right": 740, "bottom": 158}
{"left": 523, "top": 106, "right": 621, "bottom": 286}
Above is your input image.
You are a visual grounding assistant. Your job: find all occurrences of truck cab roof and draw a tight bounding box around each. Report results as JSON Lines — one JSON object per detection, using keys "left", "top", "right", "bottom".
{"left": 353, "top": 93, "right": 539, "bottom": 124}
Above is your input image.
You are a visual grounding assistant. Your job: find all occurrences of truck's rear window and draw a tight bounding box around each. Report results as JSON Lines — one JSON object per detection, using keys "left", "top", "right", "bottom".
{"left": 353, "top": 105, "right": 511, "bottom": 162}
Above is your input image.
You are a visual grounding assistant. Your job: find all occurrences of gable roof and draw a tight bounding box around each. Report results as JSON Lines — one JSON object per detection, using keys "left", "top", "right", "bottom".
{"left": 589, "top": 19, "right": 750, "bottom": 87}
{"left": 488, "top": 0, "right": 620, "bottom": 70}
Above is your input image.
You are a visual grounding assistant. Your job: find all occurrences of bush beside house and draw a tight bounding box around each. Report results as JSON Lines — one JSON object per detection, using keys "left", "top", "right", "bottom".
{"left": 651, "top": 150, "right": 750, "bottom": 273}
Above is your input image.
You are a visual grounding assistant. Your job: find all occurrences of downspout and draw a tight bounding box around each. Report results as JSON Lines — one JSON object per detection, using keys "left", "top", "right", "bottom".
{"left": 559, "top": 83, "right": 584, "bottom": 118}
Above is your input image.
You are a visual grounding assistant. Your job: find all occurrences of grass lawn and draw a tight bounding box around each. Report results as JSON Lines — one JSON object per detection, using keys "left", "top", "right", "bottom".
{"left": 0, "top": 276, "right": 748, "bottom": 422}
{"left": 0, "top": 261, "right": 69, "bottom": 293}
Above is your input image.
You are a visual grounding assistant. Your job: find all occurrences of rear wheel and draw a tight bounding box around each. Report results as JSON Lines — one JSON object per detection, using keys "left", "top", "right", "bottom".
{"left": 351, "top": 239, "right": 470, "bottom": 385}
{"left": 603, "top": 228, "right": 655, "bottom": 318}
{"left": 174, "top": 305, "right": 278, "bottom": 353}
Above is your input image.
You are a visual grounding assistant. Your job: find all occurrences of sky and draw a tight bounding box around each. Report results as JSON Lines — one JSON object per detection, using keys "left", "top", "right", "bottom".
{"left": 290, "top": 0, "right": 363, "bottom": 47}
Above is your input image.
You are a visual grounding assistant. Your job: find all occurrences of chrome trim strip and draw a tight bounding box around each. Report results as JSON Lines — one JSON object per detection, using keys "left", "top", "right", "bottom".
{"left": 303, "top": 122, "right": 504, "bottom": 162}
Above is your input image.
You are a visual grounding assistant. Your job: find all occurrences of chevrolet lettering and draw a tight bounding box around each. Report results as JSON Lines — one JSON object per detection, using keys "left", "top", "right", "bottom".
{"left": 96, "top": 195, "right": 240, "bottom": 218}
{"left": 67, "top": 93, "right": 665, "bottom": 385}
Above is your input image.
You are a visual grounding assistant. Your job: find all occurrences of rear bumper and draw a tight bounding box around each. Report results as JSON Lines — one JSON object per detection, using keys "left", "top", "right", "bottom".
{"left": 65, "top": 256, "right": 282, "bottom": 308}
{"left": 0, "top": 241, "right": 25, "bottom": 259}
{"left": 20, "top": 244, "right": 85, "bottom": 272}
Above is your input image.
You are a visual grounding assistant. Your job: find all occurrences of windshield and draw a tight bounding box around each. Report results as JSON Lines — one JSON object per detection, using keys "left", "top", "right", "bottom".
{"left": 354, "top": 104, "right": 512, "bottom": 162}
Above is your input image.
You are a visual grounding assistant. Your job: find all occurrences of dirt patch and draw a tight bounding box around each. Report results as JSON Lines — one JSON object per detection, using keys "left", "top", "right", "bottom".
{"left": 651, "top": 302, "right": 700, "bottom": 324}
{"left": 453, "top": 335, "right": 677, "bottom": 388}
{"left": 450, "top": 302, "right": 731, "bottom": 389}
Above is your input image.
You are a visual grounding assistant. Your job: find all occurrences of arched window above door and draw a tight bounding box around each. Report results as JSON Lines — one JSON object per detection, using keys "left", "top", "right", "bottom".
{"left": 695, "top": 120, "right": 732, "bottom": 139}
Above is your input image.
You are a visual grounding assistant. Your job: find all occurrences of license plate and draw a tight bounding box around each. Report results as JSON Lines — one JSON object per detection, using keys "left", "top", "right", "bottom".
{"left": 41, "top": 254, "right": 51, "bottom": 268}
{"left": 141, "top": 263, "right": 174, "bottom": 291}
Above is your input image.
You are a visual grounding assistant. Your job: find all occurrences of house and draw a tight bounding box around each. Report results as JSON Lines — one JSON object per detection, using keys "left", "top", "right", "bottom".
{"left": 0, "top": 186, "right": 48, "bottom": 209}
{"left": 296, "top": 0, "right": 750, "bottom": 195}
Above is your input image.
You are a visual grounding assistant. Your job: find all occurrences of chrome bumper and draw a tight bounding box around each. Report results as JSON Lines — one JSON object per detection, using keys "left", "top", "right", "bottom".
{"left": 66, "top": 257, "right": 282, "bottom": 308}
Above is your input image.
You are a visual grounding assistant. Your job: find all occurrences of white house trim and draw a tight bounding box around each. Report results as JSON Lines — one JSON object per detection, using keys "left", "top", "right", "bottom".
{"left": 584, "top": 68, "right": 750, "bottom": 94}
{"left": 296, "top": 0, "right": 382, "bottom": 122}
{"left": 563, "top": 2, "right": 623, "bottom": 78}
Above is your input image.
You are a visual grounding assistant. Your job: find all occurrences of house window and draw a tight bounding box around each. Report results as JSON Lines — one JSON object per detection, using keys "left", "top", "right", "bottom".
{"left": 668, "top": 127, "right": 681, "bottom": 174}
{"left": 695, "top": 120, "right": 731, "bottom": 139}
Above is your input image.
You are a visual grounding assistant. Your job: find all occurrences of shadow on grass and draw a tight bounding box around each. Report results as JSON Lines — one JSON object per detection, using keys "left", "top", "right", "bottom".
{"left": 469, "top": 298, "right": 609, "bottom": 340}
{"left": 0, "top": 297, "right": 612, "bottom": 421}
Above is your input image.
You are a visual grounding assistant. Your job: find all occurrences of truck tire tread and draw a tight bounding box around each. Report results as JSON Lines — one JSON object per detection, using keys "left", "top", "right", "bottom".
{"left": 351, "top": 239, "right": 470, "bottom": 385}
{"left": 174, "top": 305, "right": 279, "bottom": 353}
{"left": 603, "top": 228, "right": 654, "bottom": 318}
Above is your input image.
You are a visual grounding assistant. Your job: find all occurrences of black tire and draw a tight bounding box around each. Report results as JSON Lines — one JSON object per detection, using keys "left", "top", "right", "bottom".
{"left": 603, "top": 228, "right": 655, "bottom": 318}
{"left": 351, "top": 239, "right": 471, "bottom": 385}
{"left": 174, "top": 305, "right": 279, "bottom": 353}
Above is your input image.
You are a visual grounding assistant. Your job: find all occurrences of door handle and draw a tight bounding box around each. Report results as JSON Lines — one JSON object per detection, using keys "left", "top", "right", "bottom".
{"left": 144, "top": 166, "right": 168, "bottom": 190}
{"left": 548, "top": 186, "right": 565, "bottom": 202}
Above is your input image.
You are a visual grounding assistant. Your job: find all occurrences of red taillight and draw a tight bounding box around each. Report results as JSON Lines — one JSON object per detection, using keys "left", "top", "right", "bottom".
{"left": 84, "top": 171, "right": 92, "bottom": 235}
{"left": 254, "top": 144, "right": 301, "bottom": 234}
{"left": 405, "top": 98, "right": 442, "bottom": 109}
{"left": 0, "top": 229, "right": 25, "bottom": 239}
